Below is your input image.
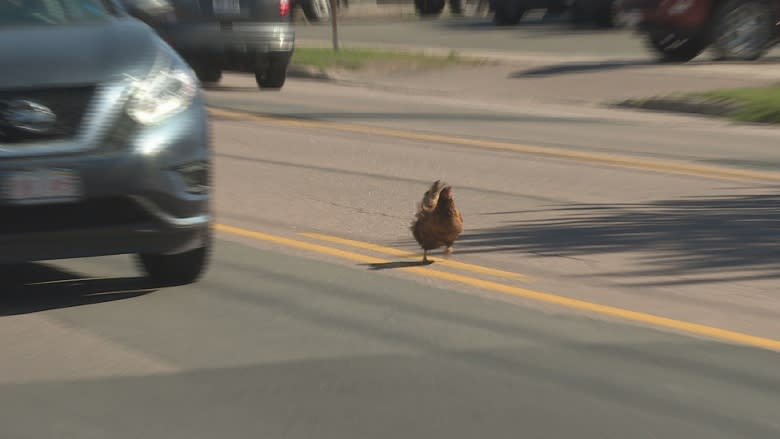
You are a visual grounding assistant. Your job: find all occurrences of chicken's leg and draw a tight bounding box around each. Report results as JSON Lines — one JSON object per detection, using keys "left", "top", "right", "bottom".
{"left": 422, "top": 249, "right": 428, "bottom": 263}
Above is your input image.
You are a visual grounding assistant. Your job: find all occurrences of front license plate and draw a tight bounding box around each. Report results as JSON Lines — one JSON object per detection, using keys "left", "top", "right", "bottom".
{"left": 4, "top": 169, "right": 82, "bottom": 205}
{"left": 213, "top": 0, "right": 240, "bottom": 15}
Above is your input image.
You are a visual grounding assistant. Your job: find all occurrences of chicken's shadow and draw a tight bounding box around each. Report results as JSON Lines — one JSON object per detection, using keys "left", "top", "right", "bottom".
{"left": 361, "top": 260, "right": 434, "bottom": 271}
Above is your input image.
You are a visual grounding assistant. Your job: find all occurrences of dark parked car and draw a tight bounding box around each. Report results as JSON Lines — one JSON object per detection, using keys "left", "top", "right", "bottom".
{"left": 124, "top": 0, "right": 295, "bottom": 89}
{"left": 619, "top": 0, "right": 780, "bottom": 61}
{"left": 0, "top": 0, "right": 212, "bottom": 285}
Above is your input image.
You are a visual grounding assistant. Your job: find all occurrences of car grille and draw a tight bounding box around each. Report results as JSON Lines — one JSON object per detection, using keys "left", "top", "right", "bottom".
{"left": 0, "top": 86, "right": 96, "bottom": 144}
{"left": 0, "top": 197, "right": 156, "bottom": 235}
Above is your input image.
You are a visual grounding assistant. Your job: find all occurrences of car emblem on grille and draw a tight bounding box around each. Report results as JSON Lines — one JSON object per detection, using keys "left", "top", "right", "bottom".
{"left": 0, "top": 100, "right": 57, "bottom": 134}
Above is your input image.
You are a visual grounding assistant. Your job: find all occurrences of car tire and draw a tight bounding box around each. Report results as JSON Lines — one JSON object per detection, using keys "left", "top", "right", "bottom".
{"left": 302, "top": 0, "right": 332, "bottom": 22}
{"left": 593, "top": 0, "right": 618, "bottom": 28}
{"left": 450, "top": 0, "right": 464, "bottom": 15}
{"left": 710, "top": 0, "right": 774, "bottom": 61}
{"left": 415, "top": 0, "right": 446, "bottom": 16}
{"left": 195, "top": 67, "right": 222, "bottom": 85}
{"left": 572, "top": 0, "right": 618, "bottom": 28}
{"left": 493, "top": 0, "right": 524, "bottom": 26}
{"left": 137, "top": 233, "right": 211, "bottom": 286}
{"left": 256, "top": 60, "right": 288, "bottom": 90}
{"left": 646, "top": 30, "right": 710, "bottom": 62}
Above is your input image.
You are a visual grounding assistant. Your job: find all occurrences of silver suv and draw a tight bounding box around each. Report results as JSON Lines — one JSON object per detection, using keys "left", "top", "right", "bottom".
{"left": 0, "top": 0, "right": 212, "bottom": 285}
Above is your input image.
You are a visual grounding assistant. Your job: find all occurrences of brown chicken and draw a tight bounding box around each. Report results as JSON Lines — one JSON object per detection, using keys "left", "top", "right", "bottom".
{"left": 411, "top": 180, "right": 464, "bottom": 263}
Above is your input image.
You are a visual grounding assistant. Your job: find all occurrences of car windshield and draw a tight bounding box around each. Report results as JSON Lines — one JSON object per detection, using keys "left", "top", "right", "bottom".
{"left": 0, "top": 0, "right": 113, "bottom": 25}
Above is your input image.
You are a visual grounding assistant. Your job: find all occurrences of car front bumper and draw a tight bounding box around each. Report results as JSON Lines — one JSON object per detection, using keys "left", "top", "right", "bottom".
{"left": 0, "top": 222, "right": 209, "bottom": 264}
{"left": 0, "top": 92, "right": 212, "bottom": 263}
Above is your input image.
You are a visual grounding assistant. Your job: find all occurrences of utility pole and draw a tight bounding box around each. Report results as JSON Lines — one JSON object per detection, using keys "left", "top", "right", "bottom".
{"left": 329, "top": 0, "right": 339, "bottom": 51}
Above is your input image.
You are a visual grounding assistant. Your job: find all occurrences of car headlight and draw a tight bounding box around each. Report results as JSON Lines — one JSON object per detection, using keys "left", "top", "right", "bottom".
{"left": 126, "top": 57, "right": 198, "bottom": 126}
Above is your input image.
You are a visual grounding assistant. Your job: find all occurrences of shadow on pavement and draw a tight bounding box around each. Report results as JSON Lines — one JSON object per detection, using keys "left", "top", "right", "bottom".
{"left": 511, "top": 60, "right": 657, "bottom": 77}
{"left": 202, "top": 84, "right": 257, "bottom": 92}
{"left": 0, "top": 263, "right": 155, "bottom": 316}
{"left": 457, "top": 193, "right": 780, "bottom": 285}
{"left": 361, "top": 260, "right": 434, "bottom": 270}
{"left": 222, "top": 111, "right": 607, "bottom": 124}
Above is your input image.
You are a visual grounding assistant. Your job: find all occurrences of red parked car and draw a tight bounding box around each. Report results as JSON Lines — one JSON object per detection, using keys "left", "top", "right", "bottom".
{"left": 619, "top": 0, "right": 780, "bottom": 61}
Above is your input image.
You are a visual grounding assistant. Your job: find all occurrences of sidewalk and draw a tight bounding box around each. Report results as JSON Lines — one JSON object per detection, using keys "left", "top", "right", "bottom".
{"left": 288, "top": 53, "right": 777, "bottom": 111}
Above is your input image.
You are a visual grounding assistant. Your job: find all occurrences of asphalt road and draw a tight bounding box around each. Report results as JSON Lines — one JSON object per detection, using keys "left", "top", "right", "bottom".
{"left": 3, "top": 63, "right": 780, "bottom": 435}
{"left": 202, "top": 73, "right": 780, "bottom": 339}
{"left": 3, "top": 241, "right": 780, "bottom": 438}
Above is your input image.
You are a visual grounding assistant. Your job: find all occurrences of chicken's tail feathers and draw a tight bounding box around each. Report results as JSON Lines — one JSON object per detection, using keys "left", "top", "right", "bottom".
{"left": 420, "top": 180, "right": 447, "bottom": 211}
{"left": 428, "top": 180, "right": 447, "bottom": 195}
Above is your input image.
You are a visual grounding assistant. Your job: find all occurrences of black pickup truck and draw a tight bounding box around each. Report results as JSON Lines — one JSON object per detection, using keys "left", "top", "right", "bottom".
{"left": 123, "top": 0, "right": 295, "bottom": 89}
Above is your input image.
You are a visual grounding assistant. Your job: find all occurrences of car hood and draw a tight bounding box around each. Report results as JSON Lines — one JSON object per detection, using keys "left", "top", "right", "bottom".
{"left": 0, "top": 18, "right": 163, "bottom": 90}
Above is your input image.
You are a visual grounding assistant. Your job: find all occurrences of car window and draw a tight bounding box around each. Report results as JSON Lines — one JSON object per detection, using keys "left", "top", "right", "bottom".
{"left": 0, "top": 0, "right": 114, "bottom": 25}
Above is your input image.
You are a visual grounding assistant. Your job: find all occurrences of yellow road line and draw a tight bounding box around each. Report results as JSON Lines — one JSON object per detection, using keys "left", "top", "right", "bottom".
{"left": 215, "top": 223, "right": 388, "bottom": 265}
{"left": 215, "top": 222, "right": 780, "bottom": 352}
{"left": 208, "top": 107, "right": 780, "bottom": 183}
{"left": 301, "top": 231, "right": 529, "bottom": 281}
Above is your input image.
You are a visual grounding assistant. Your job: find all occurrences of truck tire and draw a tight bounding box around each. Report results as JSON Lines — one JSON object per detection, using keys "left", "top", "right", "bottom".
{"left": 256, "top": 60, "right": 288, "bottom": 90}
{"left": 450, "top": 0, "right": 464, "bottom": 15}
{"left": 415, "top": 0, "right": 446, "bottom": 16}
{"left": 710, "top": 0, "right": 774, "bottom": 60}
{"left": 302, "top": 0, "right": 331, "bottom": 21}
{"left": 572, "top": 0, "right": 618, "bottom": 28}
{"left": 646, "top": 30, "right": 710, "bottom": 62}
{"left": 195, "top": 66, "right": 222, "bottom": 85}
{"left": 493, "top": 0, "right": 524, "bottom": 26}
{"left": 593, "top": 0, "right": 618, "bottom": 27}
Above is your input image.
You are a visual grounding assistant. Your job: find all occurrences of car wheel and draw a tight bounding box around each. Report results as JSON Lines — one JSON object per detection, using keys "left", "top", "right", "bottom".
{"left": 710, "top": 0, "right": 774, "bottom": 61}
{"left": 195, "top": 67, "right": 222, "bottom": 85}
{"left": 646, "top": 30, "right": 710, "bottom": 62}
{"left": 493, "top": 1, "right": 524, "bottom": 26}
{"left": 572, "top": 0, "right": 619, "bottom": 28}
{"left": 593, "top": 0, "right": 619, "bottom": 28}
{"left": 415, "top": 0, "right": 446, "bottom": 16}
{"left": 137, "top": 233, "right": 211, "bottom": 286}
{"left": 302, "top": 0, "right": 331, "bottom": 21}
{"left": 256, "top": 61, "right": 288, "bottom": 90}
{"left": 450, "top": 0, "right": 464, "bottom": 15}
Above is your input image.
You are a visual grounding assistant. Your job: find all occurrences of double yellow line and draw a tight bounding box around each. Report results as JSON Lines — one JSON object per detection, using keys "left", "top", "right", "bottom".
{"left": 215, "top": 223, "right": 780, "bottom": 353}
{"left": 209, "top": 106, "right": 780, "bottom": 350}
{"left": 208, "top": 107, "right": 780, "bottom": 184}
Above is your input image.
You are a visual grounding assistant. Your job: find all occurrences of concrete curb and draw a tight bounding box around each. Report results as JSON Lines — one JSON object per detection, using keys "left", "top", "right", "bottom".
{"left": 283, "top": 46, "right": 764, "bottom": 123}
{"left": 284, "top": 45, "right": 650, "bottom": 82}
{"left": 294, "top": 38, "right": 652, "bottom": 65}
{"left": 286, "top": 63, "right": 752, "bottom": 122}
